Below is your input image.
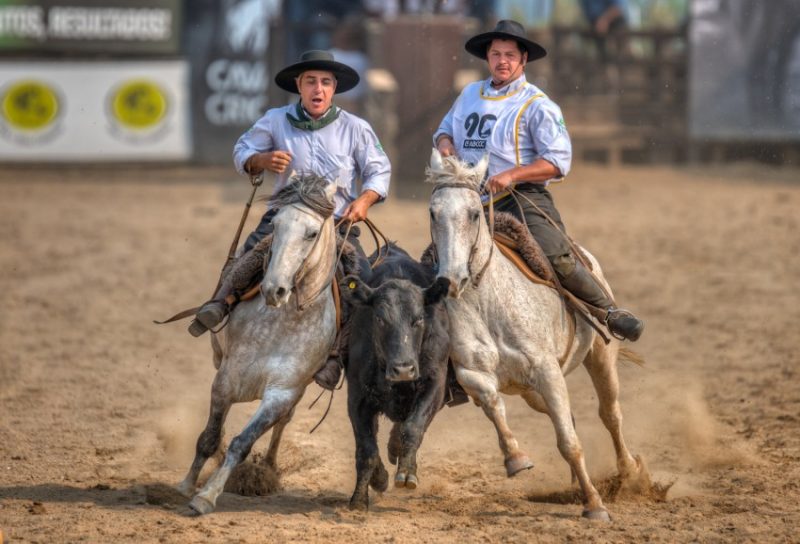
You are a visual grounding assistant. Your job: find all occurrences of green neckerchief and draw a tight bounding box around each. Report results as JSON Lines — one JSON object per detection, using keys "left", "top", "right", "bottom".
{"left": 286, "top": 102, "right": 340, "bottom": 131}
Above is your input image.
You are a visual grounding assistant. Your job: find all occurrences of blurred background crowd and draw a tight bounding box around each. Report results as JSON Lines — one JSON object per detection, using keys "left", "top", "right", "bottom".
{"left": 1, "top": 0, "right": 798, "bottom": 186}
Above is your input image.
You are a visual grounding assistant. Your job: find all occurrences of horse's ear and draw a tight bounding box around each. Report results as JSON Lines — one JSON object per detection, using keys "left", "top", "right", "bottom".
{"left": 324, "top": 181, "right": 337, "bottom": 202}
{"left": 430, "top": 147, "right": 444, "bottom": 171}
{"left": 424, "top": 277, "right": 450, "bottom": 306}
{"left": 340, "top": 274, "right": 373, "bottom": 305}
{"left": 474, "top": 154, "right": 489, "bottom": 182}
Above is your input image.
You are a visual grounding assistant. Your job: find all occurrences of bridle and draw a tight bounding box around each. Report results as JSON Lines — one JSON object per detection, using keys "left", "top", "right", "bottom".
{"left": 430, "top": 182, "right": 495, "bottom": 288}
{"left": 261, "top": 205, "right": 336, "bottom": 311}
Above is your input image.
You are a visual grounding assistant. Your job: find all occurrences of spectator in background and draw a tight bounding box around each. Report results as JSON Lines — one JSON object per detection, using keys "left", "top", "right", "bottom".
{"left": 283, "top": 0, "right": 364, "bottom": 63}
{"left": 579, "top": 0, "right": 628, "bottom": 65}
{"left": 329, "top": 17, "right": 370, "bottom": 116}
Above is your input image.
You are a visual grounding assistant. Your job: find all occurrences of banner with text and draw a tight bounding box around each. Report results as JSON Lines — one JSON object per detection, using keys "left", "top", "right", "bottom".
{"left": 184, "top": 0, "right": 280, "bottom": 164}
{"left": 0, "top": 0, "right": 181, "bottom": 55}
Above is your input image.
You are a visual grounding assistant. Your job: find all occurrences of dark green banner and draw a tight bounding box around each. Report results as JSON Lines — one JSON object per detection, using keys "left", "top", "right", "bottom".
{"left": 0, "top": 0, "right": 181, "bottom": 54}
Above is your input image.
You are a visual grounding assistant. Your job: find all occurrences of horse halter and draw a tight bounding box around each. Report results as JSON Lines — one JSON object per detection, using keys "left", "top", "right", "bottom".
{"left": 430, "top": 182, "right": 495, "bottom": 288}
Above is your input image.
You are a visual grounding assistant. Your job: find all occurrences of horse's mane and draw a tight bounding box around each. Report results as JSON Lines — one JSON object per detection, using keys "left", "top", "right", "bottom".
{"left": 425, "top": 155, "right": 485, "bottom": 191}
{"left": 263, "top": 172, "right": 335, "bottom": 218}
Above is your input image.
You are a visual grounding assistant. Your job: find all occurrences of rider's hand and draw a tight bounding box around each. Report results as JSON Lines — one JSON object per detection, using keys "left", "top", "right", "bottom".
{"left": 436, "top": 135, "right": 456, "bottom": 158}
{"left": 342, "top": 190, "right": 381, "bottom": 223}
{"left": 247, "top": 151, "right": 292, "bottom": 174}
{"left": 485, "top": 170, "right": 515, "bottom": 193}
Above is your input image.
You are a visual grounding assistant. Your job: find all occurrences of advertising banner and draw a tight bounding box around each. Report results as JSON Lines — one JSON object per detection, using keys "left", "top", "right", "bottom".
{"left": 0, "top": 60, "right": 190, "bottom": 161}
{"left": 690, "top": 0, "right": 800, "bottom": 140}
{"left": 184, "top": 0, "right": 281, "bottom": 164}
{"left": 0, "top": 0, "right": 181, "bottom": 55}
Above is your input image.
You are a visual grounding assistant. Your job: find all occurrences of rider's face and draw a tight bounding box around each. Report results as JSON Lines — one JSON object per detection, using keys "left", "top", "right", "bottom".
{"left": 486, "top": 39, "right": 527, "bottom": 86}
{"left": 296, "top": 70, "right": 337, "bottom": 119}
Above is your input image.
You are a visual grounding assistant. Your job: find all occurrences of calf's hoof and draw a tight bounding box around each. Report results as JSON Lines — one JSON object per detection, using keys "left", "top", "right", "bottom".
{"left": 394, "top": 471, "right": 418, "bottom": 490}
{"left": 348, "top": 496, "right": 369, "bottom": 511}
{"left": 582, "top": 508, "right": 612, "bottom": 522}
{"left": 370, "top": 464, "right": 389, "bottom": 492}
{"left": 505, "top": 454, "right": 534, "bottom": 477}
{"left": 387, "top": 425, "right": 401, "bottom": 465}
{"left": 188, "top": 495, "right": 215, "bottom": 516}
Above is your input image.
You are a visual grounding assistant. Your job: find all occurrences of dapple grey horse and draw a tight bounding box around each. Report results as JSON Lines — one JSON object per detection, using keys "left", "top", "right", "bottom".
{"left": 427, "top": 149, "right": 645, "bottom": 521}
{"left": 176, "top": 176, "right": 339, "bottom": 515}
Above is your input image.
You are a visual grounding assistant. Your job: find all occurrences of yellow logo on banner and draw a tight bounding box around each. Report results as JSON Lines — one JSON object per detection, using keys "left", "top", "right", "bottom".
{"left": 110, "top": 80, "right": 167, "bottom": 130}
{"left": 1, "top": 80, "right": 60, "bottom": 132}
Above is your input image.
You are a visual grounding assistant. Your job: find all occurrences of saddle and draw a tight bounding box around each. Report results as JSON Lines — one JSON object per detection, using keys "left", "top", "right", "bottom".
{"left": 420, "top": 212, "right": 557, "bottom": 288}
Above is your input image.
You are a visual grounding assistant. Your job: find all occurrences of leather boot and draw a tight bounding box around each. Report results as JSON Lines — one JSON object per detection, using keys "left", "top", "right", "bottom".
{"left": 188, "top": 283, "right": 234, "bottom": 337}
{"left": 313, "top": 357, "right": 343, "bottom": 390}
{"left": 557, "top": 259, "right": 644, "bottom": 342}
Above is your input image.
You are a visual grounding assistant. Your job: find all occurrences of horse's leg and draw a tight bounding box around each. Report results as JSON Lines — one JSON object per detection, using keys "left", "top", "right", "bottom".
{"left": 348, "top": 399, "right": 387, "bottom": 510}
{"left": 535, "top": 362, "right": 610, "bottom": 521}
{"left": 583, "top": 338, "right": 640, "bottom": 481}
{"left": 395, "top": 374, "right": 447, "bottom": 489}
{"left": 176, "top": 385, "right": 232, "bottom": 497}
{"left": 522, "top": 390, "right": 580, "bottom": 485}
{"left": 188, "top": 386, "right": 302, "bottom": 515}
{"left": 262, "top": 405, "right": 295, "bottom": 472}
{"left": 456, "top": 366, "right": 533, "bottom": 477}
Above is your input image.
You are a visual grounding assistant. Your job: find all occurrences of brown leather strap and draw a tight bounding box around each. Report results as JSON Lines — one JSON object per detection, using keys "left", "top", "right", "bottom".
{"left": 494, "top": 239, "right": 555, "bottom": 287}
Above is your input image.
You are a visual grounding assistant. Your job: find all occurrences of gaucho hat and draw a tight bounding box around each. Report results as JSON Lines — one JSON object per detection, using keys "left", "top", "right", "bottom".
{"left": 465, "top": 19, "right": 547, "bottom": 61}
{"left": 274, "top": 50, "right": 360, "bottom": 94}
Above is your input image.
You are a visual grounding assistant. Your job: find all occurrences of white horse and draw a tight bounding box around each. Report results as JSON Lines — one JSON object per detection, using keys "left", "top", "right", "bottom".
{"left": 427, "top": 149, "right": 645, "bottom": 520}
{"left": 176, "top": 176, "right": 339, "bottom": 515}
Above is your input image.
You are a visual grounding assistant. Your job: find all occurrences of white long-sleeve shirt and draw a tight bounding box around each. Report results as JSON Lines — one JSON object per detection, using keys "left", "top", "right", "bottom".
{"left": 234, "top": 104, "right": 392, "bottom": 217}
{"left": 434, "top": 75, "right": 571, "bottom": 182}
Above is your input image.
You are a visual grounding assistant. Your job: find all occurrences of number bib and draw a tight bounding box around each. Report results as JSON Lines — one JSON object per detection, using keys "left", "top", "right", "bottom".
{"left": 451, "top": 81, "right": 539, "bottom": 168}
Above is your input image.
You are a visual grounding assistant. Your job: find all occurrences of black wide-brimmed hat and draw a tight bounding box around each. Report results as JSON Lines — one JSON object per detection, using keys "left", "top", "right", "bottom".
{"left": 274, "top": 50, "right": 360, "bottom": 94}
{"left": 465, "top": 19, "right": 547, "bottom": 61}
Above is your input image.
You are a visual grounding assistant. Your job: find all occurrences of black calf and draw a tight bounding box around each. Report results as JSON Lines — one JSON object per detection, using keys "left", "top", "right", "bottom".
{"left": 341, "top": 249, "right": 451, "bottom": 510}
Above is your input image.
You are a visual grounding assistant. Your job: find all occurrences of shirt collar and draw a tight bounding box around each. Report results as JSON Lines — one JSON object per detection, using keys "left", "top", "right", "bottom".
{"left": 483, "top": 74, "right": 528, "bottom": 97}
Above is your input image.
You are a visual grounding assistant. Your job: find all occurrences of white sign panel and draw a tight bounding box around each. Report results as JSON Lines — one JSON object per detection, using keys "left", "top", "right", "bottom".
{"left": 0, "top": 60, "right": 190, "bottom": 161}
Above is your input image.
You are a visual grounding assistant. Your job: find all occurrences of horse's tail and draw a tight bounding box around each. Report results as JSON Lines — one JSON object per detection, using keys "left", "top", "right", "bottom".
{"left": 619, "top": 346, "right": 645, "bottom": 367}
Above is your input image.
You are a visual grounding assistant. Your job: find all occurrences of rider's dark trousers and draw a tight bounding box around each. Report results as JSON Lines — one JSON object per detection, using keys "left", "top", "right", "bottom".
{"left": 492, "top": 183, "right": 614, "bottom": 309}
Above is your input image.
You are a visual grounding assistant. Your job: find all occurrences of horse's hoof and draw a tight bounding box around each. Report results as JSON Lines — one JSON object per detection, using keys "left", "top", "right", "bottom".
{"left": 405, "top": 474, "right": 418, "bottom": 490}
{"left": 505, "top": 454, "right": 534, "bottom": 477}
{"left": 394, "top": 471, "right": 407, "bottom": 488}
{"left": 188, "top": 495, "right": 215, "bottom": 516}
{"left": 175, "top": 480, "right": 195, "bottom": 498}
{"left": 582, "top": 508, "right": 612, "bottom": 522}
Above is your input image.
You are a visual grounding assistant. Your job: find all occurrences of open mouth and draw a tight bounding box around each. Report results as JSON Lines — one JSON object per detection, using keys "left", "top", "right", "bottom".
{"left": 311, "top": 97, "right": 324, "bottom": 106}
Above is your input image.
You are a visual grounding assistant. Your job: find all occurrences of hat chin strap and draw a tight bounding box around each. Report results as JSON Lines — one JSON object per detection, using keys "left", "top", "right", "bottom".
{"left": 491, "top": 61, "right": 525, "bottom": 88}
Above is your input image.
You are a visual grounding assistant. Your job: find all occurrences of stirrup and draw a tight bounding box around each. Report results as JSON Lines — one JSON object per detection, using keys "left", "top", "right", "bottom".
{"left": 604, "top": 308, "right": 644, "bottom": 342}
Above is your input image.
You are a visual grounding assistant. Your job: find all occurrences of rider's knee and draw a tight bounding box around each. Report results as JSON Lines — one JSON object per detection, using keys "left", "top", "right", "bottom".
{"left": 550, "top": 253, "right": 576, "bottom": 279}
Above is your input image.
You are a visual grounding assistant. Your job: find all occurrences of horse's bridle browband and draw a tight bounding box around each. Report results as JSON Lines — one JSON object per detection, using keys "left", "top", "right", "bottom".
{"left": 431, "top": 182, "right": 495, "bottom": 288}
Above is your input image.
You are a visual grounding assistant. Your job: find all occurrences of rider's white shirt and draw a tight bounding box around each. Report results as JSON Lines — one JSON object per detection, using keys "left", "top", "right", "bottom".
{"left": 234, "top": 105, "right": 391, "bottom": 217}
{"left": 434, "top": 75, "right": 572, "bottom": 183}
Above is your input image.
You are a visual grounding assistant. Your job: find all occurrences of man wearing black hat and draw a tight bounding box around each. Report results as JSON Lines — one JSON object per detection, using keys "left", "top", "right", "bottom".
{"left": 188, "top": 51, "right": 391, "bottom": 385}
{"left": 433, "top": 20, "right": 643, "bottom": 342}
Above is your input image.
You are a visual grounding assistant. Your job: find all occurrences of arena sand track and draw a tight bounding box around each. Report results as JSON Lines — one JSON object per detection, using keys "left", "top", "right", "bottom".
{"left": 1, "top": 163, "right": 798, "bottom": 543}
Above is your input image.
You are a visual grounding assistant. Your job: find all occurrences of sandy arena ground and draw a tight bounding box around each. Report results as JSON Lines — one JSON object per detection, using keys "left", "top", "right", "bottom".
{"left": 1, "top": 162, "right": 799, "bottom": 543}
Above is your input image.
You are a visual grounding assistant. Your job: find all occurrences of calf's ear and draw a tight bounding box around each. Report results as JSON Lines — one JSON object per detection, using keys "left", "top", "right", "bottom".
{"left": 340, "top": 274, "right": 373, "bottom": 305}
{"left": 424, "top": 277, "right": 450, "bottom": 306}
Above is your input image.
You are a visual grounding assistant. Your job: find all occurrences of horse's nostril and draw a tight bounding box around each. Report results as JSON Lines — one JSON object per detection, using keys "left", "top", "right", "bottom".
{"left": 458, "top": 277, "right": 469, "bottom": 291}
{"left": 276, "top": 287, "right": 287, "bottom": 298}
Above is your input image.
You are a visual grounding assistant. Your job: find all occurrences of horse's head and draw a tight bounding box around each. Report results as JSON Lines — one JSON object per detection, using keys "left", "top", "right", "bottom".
{"left": 261, "top": 174, "right": 337, "bottom": 307}
{"left": 427, "top": 148, "right": 489, "bottom": 298}
{"left": 342, "top": 275, "right": 449, "bottom": 382}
